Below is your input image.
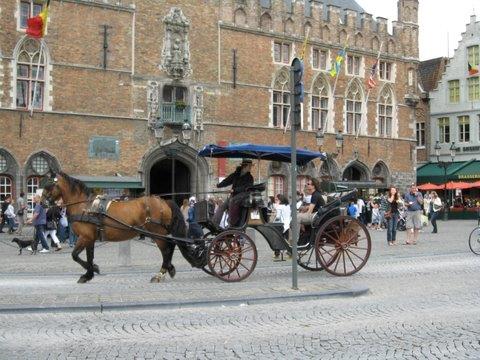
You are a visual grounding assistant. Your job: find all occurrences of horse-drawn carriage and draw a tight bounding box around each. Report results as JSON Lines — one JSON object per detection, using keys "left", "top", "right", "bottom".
{"left": 40, "top": 143, "right": 371, "bottom": 284}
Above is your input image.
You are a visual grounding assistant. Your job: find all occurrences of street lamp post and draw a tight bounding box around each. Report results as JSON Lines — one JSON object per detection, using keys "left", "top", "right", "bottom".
{"left": 434, "top": 141, "right": 457, "bottom": 221}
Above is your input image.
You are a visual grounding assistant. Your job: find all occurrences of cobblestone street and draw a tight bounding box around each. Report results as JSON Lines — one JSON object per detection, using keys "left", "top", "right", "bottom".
{"left": 0, "top": 220, "right": 479, "bottom": 359}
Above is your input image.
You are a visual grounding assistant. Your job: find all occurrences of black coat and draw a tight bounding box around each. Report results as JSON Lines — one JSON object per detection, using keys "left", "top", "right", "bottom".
{"left": 217, "top": 167, "right": 254, "bottom": 196}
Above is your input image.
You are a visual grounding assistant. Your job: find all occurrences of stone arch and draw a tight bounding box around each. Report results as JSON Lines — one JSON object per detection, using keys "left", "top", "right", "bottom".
{"left": 12, "top": 36, "right": 51, "bottom": 110}
{"left": 387, "top": 39, "right": 396, "bottom": 54}
{"left": 319, "top": 157, "right": 340, "bottom": 181}
{"left": 371, "top": 161, "right": 390, "bottom": 186}
{"left": 344, "top": 78, "right": 365, "bottom": 135}
{"left": 342, "top": 160, "right": 370, "bottom": 181}
{"left": 371, "top": 36, "right": 379, "bottom": 51}
{"left": 311, "top": 73, "right": 331, "bottom": 131}
{"left": 303, "top": 21, "right": 312, "bottom": 37}
{"left": 321, "top": 25, "right": 330, "bottom": 43}
{"left": 140, "top": 140, "right": 209, "bottom": 197}
{"left": 234, "top": 8, "right": 247, "bottom": 26}
{"left": 354, "top": 32, "right": 363, "bottom": 48}
{"left": 24, "top": 150, "right": 61, "bottom": 177}
{"left": 338, "top": 29, "right": 347, "bottom": 44}
{"left": 267, "top": 161, "right": 290, "bottom": 196}
{"left": 284, "top": 18, "right": 294, "bottom": 34}
{"left": 377, "top": 83, "right": 396, "bottom": 137}
{"left": 0, "top": 148, "right": 19, "bottom": 178}
{"left": 260, "top": 12, "right": 272, "bottom": 31}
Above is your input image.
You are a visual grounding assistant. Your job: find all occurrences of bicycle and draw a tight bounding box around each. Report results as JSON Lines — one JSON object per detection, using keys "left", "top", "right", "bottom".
{"left": 468, "top": 223, "right": 480, "bottom": 255}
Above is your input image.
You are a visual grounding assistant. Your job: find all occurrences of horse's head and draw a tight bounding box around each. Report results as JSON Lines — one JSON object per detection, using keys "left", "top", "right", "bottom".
{"left": 40, "top": 172, "right": 63, "bottom": 205}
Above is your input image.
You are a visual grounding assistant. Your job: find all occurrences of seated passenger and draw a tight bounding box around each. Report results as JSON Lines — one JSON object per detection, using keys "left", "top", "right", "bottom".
{"left": 297, "top": 176, "right": 325, "bottom": 228}
{"left": 214, "top": 158, "right": 254, "bottom": 227}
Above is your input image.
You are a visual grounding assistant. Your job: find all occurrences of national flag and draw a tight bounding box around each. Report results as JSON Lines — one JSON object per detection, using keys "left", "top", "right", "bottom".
{"left": 367, "top": 60, "right": 379, "bottom": 89}
{"left": 329, "top": 49, "right": 346, "bottom": 78}
{"left": 26, "top": 0, "right": 50, "bottom": 38}
{"left": 468, "top": 62, "right": 479, "bottom": 76}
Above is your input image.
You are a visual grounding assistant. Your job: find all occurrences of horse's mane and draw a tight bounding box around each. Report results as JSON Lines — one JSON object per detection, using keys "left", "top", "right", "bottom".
{"left": 58, "top": 172, "right": 92, "bottom": 196}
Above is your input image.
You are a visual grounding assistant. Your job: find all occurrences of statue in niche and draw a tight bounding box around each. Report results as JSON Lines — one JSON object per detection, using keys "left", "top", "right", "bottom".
{"left": 160, "top": 8, "right": 192, "bottom": 79}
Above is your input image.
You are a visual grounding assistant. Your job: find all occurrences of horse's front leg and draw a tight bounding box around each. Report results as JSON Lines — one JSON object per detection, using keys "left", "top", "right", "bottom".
{"left": 150, "top": 240, "right": 176, "bottom": 283}
{"left": 72, "top": 238, "right": 98, "bottom": 284}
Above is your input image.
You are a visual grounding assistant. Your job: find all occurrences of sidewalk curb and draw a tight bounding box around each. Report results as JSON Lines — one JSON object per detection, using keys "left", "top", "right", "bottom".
{"left": 0, "top": 286, "right": 369, "bottom": 314}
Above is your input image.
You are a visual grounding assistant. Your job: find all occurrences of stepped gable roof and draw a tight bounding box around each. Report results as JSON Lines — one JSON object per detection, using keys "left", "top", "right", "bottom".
{"left": 418, "top": 57, "right": 448, "bottom": 93}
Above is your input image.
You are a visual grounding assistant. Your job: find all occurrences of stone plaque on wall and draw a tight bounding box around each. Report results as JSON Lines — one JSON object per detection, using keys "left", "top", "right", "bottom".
{"left": 88, "top": 137, "right": 120, "bottom": 160}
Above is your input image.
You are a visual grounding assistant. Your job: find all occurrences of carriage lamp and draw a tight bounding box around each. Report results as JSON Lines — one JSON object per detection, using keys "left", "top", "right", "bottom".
{"left": 335, "top": 130, "right": 344, "bottom": 153}
{"left": 181, "top": 120, "right": 192, "bottom": 143}
{"left": 315, "top": 129, "right": 325, "bottom": 149}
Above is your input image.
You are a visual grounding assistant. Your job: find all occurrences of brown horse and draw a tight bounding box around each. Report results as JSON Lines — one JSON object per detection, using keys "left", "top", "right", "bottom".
{"left": 41, "top": 172, "right": 187, "bottom": 284}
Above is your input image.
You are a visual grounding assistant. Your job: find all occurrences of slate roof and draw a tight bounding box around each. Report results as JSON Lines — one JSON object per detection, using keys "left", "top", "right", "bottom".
{"left": 418, "top": 57, "right": 449, "bottom": 93}
{"left": 320, "top": 0, "right": 365, "bottom": 14}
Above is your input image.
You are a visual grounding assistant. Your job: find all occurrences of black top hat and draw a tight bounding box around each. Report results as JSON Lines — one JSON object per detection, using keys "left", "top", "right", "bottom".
{"left": 241, "top": 158, "right": 253, "bottom": 165}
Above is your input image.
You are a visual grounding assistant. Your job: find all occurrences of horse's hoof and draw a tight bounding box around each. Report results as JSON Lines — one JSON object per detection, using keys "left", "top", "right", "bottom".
{"left": 77, "top": 276, "right": 88, "bottom": 284}
{"left": 168, "top": 266, "right": 176, "bottom": 279}
{"left": 93, "top": 264, "right": 100, "bottom": 274}
{"left": 150, "top": 274, "right": 164, "bottom": 283}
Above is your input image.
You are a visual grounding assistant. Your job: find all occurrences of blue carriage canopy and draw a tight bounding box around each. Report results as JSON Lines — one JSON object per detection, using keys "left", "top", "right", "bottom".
{"left": 198, "top": 143, "right": 326, "bottom": 166}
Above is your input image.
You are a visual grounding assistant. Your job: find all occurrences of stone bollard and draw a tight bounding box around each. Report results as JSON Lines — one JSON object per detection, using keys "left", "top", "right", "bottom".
{"left": 118, "top": 241, "right": 131, "bottom": 266}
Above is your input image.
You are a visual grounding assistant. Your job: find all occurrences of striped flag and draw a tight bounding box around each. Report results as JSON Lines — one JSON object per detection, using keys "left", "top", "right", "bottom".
{"left": 367, "top": 60, "right": 379, "bottom": 89}
{"left": 26, "top": 0, "right": 50, "bottom": 38}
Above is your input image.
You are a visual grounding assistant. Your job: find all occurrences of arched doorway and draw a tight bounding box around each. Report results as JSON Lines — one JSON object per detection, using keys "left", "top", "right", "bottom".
{"left": 140, "top": 141, "right": 210, "bottom": 206}
{"left": 342, "top": 161, "right": 369, "bottom": 182}
{"left": 150, "top": 157, "right": 190, "bottom": 204}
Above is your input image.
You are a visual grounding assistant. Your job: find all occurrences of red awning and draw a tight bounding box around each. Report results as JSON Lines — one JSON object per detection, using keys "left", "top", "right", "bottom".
{"left": 417, "top": 182, "right": 443, "bottom": 191}
{"left": 444, "top": 181, "right": 475, "bottom": 190}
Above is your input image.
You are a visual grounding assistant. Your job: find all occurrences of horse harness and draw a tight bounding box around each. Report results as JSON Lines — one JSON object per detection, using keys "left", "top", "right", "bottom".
{"left": 67, "top": 195, "right": 188, "bottom": 243}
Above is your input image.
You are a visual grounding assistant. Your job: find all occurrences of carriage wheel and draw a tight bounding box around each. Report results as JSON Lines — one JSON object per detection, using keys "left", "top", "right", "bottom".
{"left": 297, "top": 244, "right": 324, "bottom": 271}
{"left": 207, "top": 230, "right": 257, "bottom": 282}
{"left": 468, "top": 226, "right": 480, "bottom": 255}
{"left": 201, "top": 232, "right": 215, "bottom": 275}
{"left": 315, "top": 215, "right": 371, "bottom": 276}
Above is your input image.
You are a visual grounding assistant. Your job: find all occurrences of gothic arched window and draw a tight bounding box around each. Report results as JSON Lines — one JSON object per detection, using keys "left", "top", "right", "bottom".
{"left": 311, "top": 76, "right": 329, "bottom": 130}
{"left": 15, "top": 38, "right": 47, "bottom": 110}
{"left": 272, "top": 69, "right": 290, "bottom": 128}
{"left": 345, "top": 81, "right": 363, "bottom": 135}
{"left": 378, "top": 86, "right": 394, "bottom": 137}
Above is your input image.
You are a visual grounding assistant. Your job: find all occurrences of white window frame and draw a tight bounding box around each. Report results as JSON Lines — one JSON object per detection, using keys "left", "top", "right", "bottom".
{"left": 346, "top": 55, "right": 361, "bottom": 76}
{"left": 458, "top": 115, "right": 470, "bottom": 143}
{"left": 273, "top": 41, "right": 291, "bottom": 64}
{"left": 268, "top": 175, "right": 285, "bottom": 198}
{"left": 438, "top": 117, "right": 450, "bottom": 144}
{"left": 379, "top": 61, "right": 392, "bottom": 81}
{"left": 416, "top": 122, "right": 425, "bottom": 148}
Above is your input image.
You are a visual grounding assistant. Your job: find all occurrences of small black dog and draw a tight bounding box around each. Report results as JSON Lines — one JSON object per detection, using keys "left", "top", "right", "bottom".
{"left": 11, "top": 237, "right": 36, "bottom": 255}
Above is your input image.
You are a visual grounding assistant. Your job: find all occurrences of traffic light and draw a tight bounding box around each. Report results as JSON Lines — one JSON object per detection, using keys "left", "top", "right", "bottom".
{"left": 291, "top": 57, "right": 304, "bottom": 127}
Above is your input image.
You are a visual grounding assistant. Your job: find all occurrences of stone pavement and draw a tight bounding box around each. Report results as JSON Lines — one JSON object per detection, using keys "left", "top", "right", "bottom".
{"left": 0, "top": 218, "right": 476, "bottom": 313}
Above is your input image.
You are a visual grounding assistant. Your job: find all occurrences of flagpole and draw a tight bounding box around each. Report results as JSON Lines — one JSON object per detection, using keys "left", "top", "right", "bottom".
{"left": 324, "top": 35, "right": 349, "bottom": 136}
{"left": 29, "top": 40, "right": 44, "bottom": 117}
{"left": 355, "top": 43, "right": 383, "bottom": 140}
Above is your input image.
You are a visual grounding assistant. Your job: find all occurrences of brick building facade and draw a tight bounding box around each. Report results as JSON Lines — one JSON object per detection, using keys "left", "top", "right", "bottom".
{"left": 0, "top": 0, "right": 420, "bottom": 210}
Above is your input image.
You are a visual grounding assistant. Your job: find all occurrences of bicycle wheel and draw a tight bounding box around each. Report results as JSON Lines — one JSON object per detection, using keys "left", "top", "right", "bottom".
{"left": 468, "top": 226, "right": 480, "bottom": 255}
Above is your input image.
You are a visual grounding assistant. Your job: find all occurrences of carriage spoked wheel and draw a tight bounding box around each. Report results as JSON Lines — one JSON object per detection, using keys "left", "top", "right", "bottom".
{"left": 297, "top": 243, "right": 324, "bottom": 271}
{"left": 315, "top": 215, "right": 371, "bottom": 276}
{"left": 207, "top": 230, "right": 258, "bottom": 282}
{"left": 468, "top": 226, "right": 480, "bottom": 255}
{"left": 201, "top": 232, "right": 215, "bottom": 275}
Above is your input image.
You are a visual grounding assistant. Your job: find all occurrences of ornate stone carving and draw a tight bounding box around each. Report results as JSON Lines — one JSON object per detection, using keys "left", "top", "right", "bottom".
{"left": 147, "top": 81, "right": 159, "bottom": 125}
{"left": 160, "top": 8, "right": 192, "bottom": 79}
{"left": 193, "top": 86, "right": 204, "bottom": 131}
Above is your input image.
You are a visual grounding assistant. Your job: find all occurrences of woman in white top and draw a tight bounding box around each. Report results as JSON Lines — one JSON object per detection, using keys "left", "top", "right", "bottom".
{"left": 430, "top": 191, "right": 442, "bottom": 234}
{"left": 4, "top": 199, "right": 17, "bottom": 233}
{"left": 272, "top": 194, "right": 291, "bottom": 260}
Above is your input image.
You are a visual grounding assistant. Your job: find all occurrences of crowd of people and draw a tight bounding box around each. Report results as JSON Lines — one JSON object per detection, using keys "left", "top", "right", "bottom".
{"left": 0, "top": 193, "right": 77, "bottom": 253}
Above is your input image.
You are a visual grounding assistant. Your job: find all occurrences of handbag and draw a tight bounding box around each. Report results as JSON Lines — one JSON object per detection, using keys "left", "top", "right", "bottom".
{"left": 384, "top": 210, "right": 392, "bottom": 220}
{"left": 46, "top": 220, "right": 56, "bottom": 230}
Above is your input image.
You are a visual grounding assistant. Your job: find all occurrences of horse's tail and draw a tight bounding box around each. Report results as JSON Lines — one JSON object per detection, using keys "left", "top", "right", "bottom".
{"left": 166, "top": 200, "right": 187, "bottom": 238}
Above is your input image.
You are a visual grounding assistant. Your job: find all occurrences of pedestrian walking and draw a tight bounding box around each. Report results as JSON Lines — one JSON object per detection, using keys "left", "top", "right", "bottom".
{"left": 272, "top": 194, "right": 291, "bottom": 261}
{"left": 3, "top": 196, "right": 17, "bottom": 233}
{"left": 423, "top": 191, "right": 431, "bottom": 220}
{"left": 45, "top": 206, "right": 62, "bottom": 251}
{"left": 0, "top": 195, "right": 10, "bottom": 233}
{"left": 386, "top": 186, "right": 401, "bottom": 246}
{"left": 57, "top": 205, "right": 69, "bottom": 243}
{"left": 430, "top": 191, "right": 442, "bottom": 234}
{"left": 27, "top": 195, "right": 50, "bottom": 253}
{"left": 187, "top": 197, "right": 203, "bottom": 239}
{"left": 357, "top": 197, "right": 366, "bottom": 224}
{"left": 16, "top": 192, "right": 27, "bottom": 235}
{"left": 404, "top": 183, "right": 424, "bottom": 245}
